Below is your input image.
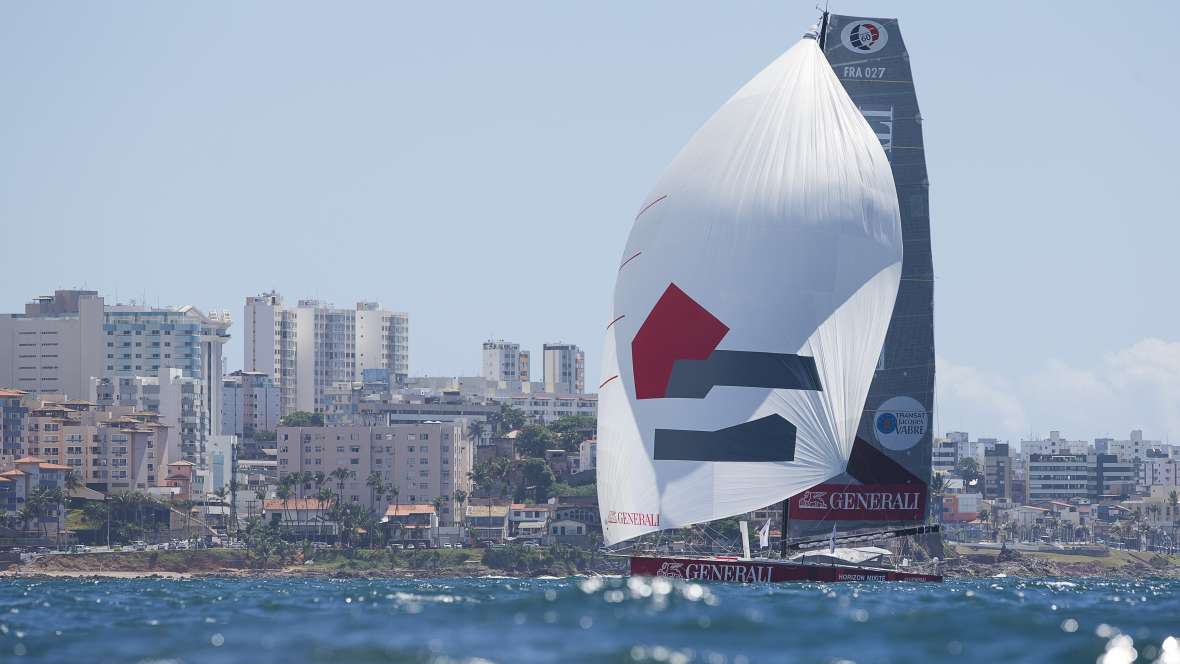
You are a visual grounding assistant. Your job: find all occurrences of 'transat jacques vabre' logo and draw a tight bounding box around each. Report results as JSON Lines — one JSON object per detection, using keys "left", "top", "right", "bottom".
{"left": 841, "top": 20, "right": 889, "bottom": 54}
{"left": 873, "top": 396, "right": 928, "bottom": 451}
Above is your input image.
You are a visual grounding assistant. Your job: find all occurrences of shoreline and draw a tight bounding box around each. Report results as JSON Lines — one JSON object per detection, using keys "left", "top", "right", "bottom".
{"left": 2, "top": 545, "right": 1177, "bottom": 581}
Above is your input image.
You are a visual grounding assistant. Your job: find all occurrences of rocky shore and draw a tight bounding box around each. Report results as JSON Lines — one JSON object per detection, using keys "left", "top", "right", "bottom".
{"left": 3, "top": 546, "right": 1177, "bottom": 581}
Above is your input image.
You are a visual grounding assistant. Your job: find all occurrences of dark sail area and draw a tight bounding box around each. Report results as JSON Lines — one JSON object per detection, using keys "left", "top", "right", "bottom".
{"left": 789, "top": 15, "right": 935, "bottom": 538}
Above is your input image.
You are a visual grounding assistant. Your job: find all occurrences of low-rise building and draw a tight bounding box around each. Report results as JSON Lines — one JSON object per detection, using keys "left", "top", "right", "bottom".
{"left": 0, "top": 456, "right": 69, "bottom": 534}
{"left": 465, "top": 504, "right": 508, "bottom": 544}
{"left": 263, "top": 498, "right": 336, "bottom": 539}
{"left": 508, "top": 503, "right": 550, "bottom": 540}
{"left": 578, "top": 438, "right": 597, "bottom": 473}
{"left": 383, "top": 503, "right": 438, "bottom": 547}
{"left": 547, "top": 518, "right": 590, "bottom": 545}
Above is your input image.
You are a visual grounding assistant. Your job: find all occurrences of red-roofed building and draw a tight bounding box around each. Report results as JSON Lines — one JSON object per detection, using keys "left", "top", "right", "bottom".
{"left": 262, "top": 498, "right": 337, "bottom": 540}
{"left": 382, "top": 503, "right": 438, "bottom": 546}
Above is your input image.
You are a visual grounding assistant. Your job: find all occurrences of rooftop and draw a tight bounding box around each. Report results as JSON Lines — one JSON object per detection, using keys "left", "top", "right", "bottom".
{"left": 263, "top": 498, "right": 330, "bottom": 511}
{"left": 383, "top": 503, "right": 436, "bottom": 518}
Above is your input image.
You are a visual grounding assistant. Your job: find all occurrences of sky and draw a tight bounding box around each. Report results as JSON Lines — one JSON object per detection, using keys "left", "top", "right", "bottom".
{"left": 2, "top": 2, "right": 1177, "bottom": 446}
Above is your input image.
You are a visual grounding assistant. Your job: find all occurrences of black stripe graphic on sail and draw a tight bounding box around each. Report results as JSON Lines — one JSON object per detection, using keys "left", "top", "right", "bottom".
{"left": 665, "top": 351, "right": 822, "bottom": 399}
{"left": 653, "top": 414, "right": 797, "bottom": 462}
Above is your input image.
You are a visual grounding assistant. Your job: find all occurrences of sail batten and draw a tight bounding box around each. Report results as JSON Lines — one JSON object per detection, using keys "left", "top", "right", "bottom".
{"left": 598, "top": 36, "right": 904, "bottom": 546}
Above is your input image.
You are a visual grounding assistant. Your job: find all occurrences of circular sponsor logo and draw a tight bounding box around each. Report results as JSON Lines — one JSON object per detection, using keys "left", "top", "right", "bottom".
{"left": 873, "top": 396, "right": 927, "bottom": 451}
{"left": 841, "top": 20, "right": 889, "bottom": 54}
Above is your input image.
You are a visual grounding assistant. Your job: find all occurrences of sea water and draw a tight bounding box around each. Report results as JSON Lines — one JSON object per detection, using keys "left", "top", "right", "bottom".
{"left": 1, "top": 576, "right": 1177, "bottom": 663}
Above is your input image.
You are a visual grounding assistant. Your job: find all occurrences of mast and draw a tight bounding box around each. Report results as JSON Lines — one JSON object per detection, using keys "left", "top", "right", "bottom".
{"left": 817, "top": 8, "right": 831, "bottom": 50}
{"left": 779, "top": 498, "right": 790, "bottom": 558}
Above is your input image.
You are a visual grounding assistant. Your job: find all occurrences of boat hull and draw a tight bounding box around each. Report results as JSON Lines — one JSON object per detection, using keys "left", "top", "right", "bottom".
{"left": 629, "top": 555, "right": 942, "bottom": 583}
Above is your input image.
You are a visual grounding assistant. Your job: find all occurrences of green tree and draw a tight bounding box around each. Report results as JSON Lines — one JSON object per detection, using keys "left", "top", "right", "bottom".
{"left": 520, "top": 458, "right": 555, "bottom": 503}
{"left": 548, "top": 415, "right": 596, "bottom": 452}
{"left": 515, "top": 425, "right": 557, "bottom": 459}
{"left": 279, "top": 411, "right": 324, "bottom": 427}
{"left": 955, "top": 458, "right": 983, "bottom": 486}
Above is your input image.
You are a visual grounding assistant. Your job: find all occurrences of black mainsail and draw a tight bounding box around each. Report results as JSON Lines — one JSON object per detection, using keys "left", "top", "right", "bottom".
{"left": 788, "top": 14, "right": 936, "bottom": 540}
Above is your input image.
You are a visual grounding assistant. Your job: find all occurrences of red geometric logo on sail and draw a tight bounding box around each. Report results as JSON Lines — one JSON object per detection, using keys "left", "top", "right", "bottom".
{"left": 632, "top": 283, "right": 729, "bottom": 399}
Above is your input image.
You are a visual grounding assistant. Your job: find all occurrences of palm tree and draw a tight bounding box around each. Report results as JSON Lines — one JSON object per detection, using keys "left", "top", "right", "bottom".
{"left": 316, "top": 487, "right": 334, "bottom": 540}
{"left": 453, "top": 489, "right": 468, "bottom": 531}
{"left": 366, "top": 472, "right": 384, "bottom": 514}
{"left": 468, "top": 420, "right": 486, "bottom": 444}
{"left": 387, "top": 483, "right": 401, "bottom": 545}
{"left": 329, "top": 468, "right": 353, "bottom": 506}
{"left": 274, "top": 484, "right": 293, "bottom": 532}
{"left": 431, "top": 496, "right": 445, "bottom": 547}
{"left": 1170, "top": 490, "right": 1179, "bottom": 553}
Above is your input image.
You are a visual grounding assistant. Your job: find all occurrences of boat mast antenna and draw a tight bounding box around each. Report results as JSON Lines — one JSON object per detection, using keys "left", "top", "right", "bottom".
{"left": 816, "top": 2, "right": 831, "bottom": 50}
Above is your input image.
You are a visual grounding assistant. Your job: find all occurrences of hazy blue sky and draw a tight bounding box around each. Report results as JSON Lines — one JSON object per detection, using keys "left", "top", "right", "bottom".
{"left": 2, "top": 2, "right": 1177, "bottom": 444}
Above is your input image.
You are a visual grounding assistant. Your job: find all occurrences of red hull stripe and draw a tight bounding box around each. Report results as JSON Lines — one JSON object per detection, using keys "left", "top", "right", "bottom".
{"left": 629, "top": 555, "right": 942, "bottom": 583}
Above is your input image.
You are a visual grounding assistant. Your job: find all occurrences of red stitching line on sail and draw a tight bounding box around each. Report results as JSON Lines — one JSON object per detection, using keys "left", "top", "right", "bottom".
{"left": 606, "top": 314, "right": 625, "bottom": 329}
{"left": 635, "top": 194, "right": 668, "bottom": 221}
{"left": 618, "top": 251, "right": 642, "bottom": 271}
{"left": 599, "top": 375, "right": 619, "bottom": 389}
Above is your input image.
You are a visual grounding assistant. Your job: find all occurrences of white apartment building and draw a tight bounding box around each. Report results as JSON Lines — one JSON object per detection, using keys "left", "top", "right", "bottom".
{"left": 276, "top": 423, "right": 471, "bottom": 525}
{"left": 482, "top": 340, "right": 530, "bottom": 383}
{"left": 932, "top": 437, "right": 956, "bottom": 476}
{"left": 497, "top": 392, "right": 597, "bottom": 424}
{"left": 221, "top": 370, "right": 281, "bottom": 436}
{"left": 1021, "top": 431, "right": 1089, "bottom": 457}
{"left": 542, "top": 343, "right": 584, "bottom": 394}
{"left": 244, "top": 293, "right": 409, "bottom": 415}
{"left": 0, "top": 290, "right": 105, "bottom": 400}
{"left": 579, "top": 438, "right": 597, "bottom": 472}
{"left": 91, "top": 368, "right": 211, "bottom": 463}
{"left": 207, "top": 434, "right": 238, "bottom": 494}
{"left": 1143, "top": 459, "right": 1179, "bottom": 487}
{"left": 1, "top": 291, "right": 228, "bottom": 458}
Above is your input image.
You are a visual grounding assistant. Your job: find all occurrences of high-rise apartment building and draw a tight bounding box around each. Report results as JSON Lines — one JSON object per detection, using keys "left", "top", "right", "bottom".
{"left": 243, "top": 293, "right": 409, "bottom": 415}
{"left": 1, "top": 291, "right": 229, "bottom": 463}
{"left": 91, "top": 368, "right": 211, "bottom": 463}
{"left": 984, "top": 443, "right": 1012, "bottom": 502}
{"left": 542, "top": 343, "right": 584, "bottom": 395}
{"left": 0, "top": 290, "right": 105, "bottom": 399}
{"left": 481, "top": 340, "right": 530, "bottom": 383}
{"left": 221, "top": 371, "right": 281, "bottom": 436}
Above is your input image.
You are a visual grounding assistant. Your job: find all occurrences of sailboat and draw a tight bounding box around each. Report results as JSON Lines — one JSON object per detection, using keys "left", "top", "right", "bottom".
{"left": 596, "top": 11, "right": 941, "bottom": 583}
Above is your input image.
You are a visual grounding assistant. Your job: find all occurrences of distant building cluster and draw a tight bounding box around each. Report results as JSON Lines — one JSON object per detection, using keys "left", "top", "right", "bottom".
{"left": 0, "top": 289, "right": 597, "bottom": 544}
{"left": 934, "top": 429, "right": 1180, "bottom": 548}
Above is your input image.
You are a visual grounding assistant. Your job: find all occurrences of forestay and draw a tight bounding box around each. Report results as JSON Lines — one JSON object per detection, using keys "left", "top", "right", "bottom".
{"left": 598, "top": 36, "right": 903, "bottom": 546}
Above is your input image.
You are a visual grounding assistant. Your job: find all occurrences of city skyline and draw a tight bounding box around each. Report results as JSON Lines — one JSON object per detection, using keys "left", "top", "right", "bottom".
{"left": 3, "top": 2, "right": 1178, "bottom": 444}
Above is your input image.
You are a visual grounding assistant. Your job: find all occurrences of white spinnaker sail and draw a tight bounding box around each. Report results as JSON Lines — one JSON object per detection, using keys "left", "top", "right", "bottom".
{"left": 598, "top": 37, "right": 903, "bottom": 546}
